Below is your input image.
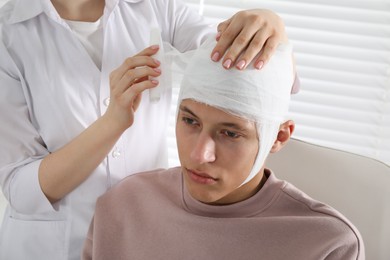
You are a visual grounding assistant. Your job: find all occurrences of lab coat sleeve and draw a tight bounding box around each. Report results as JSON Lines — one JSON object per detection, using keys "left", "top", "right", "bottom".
{"left": 0, "top": 39, "right": 57, "bottom": 215}
{"left": 161, "top": 0, "right": 216, "bottom": 52}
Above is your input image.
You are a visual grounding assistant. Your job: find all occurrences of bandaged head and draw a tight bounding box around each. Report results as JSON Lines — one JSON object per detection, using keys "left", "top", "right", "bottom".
{"left": 176, "top": 37, "right": 294, "bottom": 186}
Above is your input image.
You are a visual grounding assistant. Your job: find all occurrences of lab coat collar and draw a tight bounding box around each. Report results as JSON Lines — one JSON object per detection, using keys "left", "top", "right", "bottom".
{"left": 5, "top": 0, "right": 144, "bottom": 25}
{"left": 5, "top": 0, "right": 69, "bottom": 25}
{"left": 104, "top": 0, "right": 144, "bottom": 14}
{"left": 5, "top": 0, "right": 45, "bottom": 24}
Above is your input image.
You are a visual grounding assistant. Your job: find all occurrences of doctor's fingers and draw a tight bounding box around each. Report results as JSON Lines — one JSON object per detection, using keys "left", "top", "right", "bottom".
{"left": 231, "top": 27, "right": 276, "bottom": 70}
{"left": 241, "top": 11, "right": 287, "bottom": 70}
{"left": 134, "top": 44, "right": 160, "bottom": 57}
{"left": 212, "top": 10, "right": 257, "bottom": 67}
{"left": 214, "top": 11, "right": 263, "bottom": 69}
{"left": 112, "top": 66, "right": 161, "bottom": 97}
{"left": 120, "top": 77, "right": 159, "bottom": 111}
{"left": 110, "top": 54, "right": 160, "bottom": 87}
{"left": 252, "top": 35, "right": 280, "bottom": 70}
{"left": 213, "top": 9, "right": 286, "bottom": 69}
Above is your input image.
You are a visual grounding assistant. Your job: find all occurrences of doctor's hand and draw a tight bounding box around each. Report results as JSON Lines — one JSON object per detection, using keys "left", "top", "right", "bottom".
{"left": 104, "top": 45, "right": 161, "bottom": 132}
{"left": 212, "top": 9, "right": 288, "bottom": 70}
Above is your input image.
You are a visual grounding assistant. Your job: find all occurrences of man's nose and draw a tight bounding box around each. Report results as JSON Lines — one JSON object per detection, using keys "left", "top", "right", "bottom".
{"left": 190, "top": 133, "right": 216, "bottom": 164}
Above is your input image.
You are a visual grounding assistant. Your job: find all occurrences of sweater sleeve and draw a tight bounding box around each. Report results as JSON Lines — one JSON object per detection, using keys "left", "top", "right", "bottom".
{"left": 325, "top": 239, "right": 364, "bottom": 260}
{"left": 163, "top": 0, "right": 216, "bottom": 52}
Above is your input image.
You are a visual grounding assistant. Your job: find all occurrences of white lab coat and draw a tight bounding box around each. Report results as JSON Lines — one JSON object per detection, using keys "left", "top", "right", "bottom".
{"left": 0, "top": 0, "right": 213, "bottom": 259}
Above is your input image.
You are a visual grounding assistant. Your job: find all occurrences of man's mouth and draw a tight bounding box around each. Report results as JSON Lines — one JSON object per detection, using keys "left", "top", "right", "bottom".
{"left": 186, "top": 168, "right": 218, "bottom": 185}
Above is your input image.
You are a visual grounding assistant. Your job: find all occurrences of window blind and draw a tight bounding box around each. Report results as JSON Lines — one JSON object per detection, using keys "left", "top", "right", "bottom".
{"left": 167, "top": 0, "right": 390, "bottom": 167}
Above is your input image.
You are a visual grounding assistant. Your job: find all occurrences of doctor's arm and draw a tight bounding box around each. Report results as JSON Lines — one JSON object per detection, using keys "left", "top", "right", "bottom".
{"left": 0, "top": 44, "right": 160, "bottom": 213}
{"left": 170, "top": 2, "right": 300, "bottom": 91}
{"left": 38, "top": 46, "right": 161, "bottom": 203}
{"left": 0, "top": 42, "right": 54, "bottom": 215}
{"left": 167, "top": 1, "right": 287, "bottom": 70}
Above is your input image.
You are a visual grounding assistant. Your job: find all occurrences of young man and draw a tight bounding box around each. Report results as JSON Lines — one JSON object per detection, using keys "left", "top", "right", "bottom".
{"left": 82, "top": 38, "right": 364, "bottom": 260}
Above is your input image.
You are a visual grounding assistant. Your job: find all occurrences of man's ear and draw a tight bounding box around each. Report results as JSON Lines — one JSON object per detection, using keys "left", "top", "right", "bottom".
{"left": 270, "top": 120, "right": 295, "bottom": 153}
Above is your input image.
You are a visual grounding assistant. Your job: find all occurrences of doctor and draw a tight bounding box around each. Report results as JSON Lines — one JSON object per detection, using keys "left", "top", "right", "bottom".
{"left": 0, "top": 0, "right": 290, "bottom": 259}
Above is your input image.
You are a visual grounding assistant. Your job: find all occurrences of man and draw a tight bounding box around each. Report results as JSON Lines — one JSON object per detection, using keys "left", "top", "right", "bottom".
{"left": 83, "top": 38, "right": 364, "bottom": 260}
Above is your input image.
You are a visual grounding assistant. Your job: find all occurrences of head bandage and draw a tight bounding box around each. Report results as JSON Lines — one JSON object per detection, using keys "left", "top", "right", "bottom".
{"left": 174, "top": 37, "right": 294, "bottom": 186}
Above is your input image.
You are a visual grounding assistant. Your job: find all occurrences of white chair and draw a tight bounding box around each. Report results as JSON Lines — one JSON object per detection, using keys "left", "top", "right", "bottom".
{"left": 266, "top": 138, "right": 390, "bottom": 260}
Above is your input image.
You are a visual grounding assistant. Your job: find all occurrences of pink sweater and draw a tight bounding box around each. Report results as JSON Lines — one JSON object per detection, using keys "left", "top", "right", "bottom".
{"left": 83, "top": 167, "right": 364, "bottom": 260}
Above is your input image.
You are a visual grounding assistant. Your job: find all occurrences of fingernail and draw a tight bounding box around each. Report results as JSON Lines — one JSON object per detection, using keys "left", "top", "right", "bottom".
{"left": 216, "top": 31, "right": 221, "bottom": 40}
{"left": 211, "top": 52, "right": 220, "bottom": 62}
{"left": 150, "top": 45, "right": 159, "bottom": 50}
{"left": 154, "top": 59, "right": 160, "bottom": 65}
{"left": 236, "top": 60, "right": 246, "bottom": 70}
{"left": 153, "top": 68, "right": 161, "bottom": 73}
{"left": 223, "top": 59, "right": 232, "bottom": 69}
{"left": 151, "top": 80, "right": 159, "bottom": 85}
{"left": 255, "top": 60, "right": 264, "bottom": 70}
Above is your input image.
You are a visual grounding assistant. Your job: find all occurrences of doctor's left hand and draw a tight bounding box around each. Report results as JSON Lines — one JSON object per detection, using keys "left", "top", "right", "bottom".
{"left": 104, "top": 45, "right": 161, "bottom": 132}
{"left": 212, "top": 9, "right": 288, "bottom": 70}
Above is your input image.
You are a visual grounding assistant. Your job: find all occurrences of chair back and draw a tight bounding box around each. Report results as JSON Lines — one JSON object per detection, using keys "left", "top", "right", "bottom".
{"left": 266, "top": 138, "right": 390, "bottom": 260}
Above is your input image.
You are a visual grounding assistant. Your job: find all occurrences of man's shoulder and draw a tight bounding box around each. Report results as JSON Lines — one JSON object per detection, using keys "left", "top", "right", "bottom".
{"left": 123, "top": 167, "right": 181, "bottom": 185}
{"left": 99, "top": 167, "right": 182, "bottom": 202}
{"left": 279, "top": 182, "right": 362, "bottom": 246}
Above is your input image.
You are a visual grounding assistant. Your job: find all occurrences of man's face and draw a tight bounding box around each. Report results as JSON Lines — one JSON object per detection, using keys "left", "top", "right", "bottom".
{"left": 176, "top": 99, "right": 262, "bottom": 205}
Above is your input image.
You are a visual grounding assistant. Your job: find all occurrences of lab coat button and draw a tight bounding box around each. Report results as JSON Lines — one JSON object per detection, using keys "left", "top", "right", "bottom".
{"left": 103, "top": 97, "right": 110, "bottom": 106}
{"left": 112, "top": 149, "right": 121, "bottom": 158}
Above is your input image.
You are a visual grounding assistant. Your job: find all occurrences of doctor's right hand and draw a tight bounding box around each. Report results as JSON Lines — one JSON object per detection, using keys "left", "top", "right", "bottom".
{"left": 104, "top": 45, "right": 161, "bottom": 132}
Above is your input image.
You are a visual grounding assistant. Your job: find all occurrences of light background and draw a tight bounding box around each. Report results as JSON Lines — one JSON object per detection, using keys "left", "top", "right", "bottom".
{"left": 168, "top": 0, "right": 390, "bottom": 167}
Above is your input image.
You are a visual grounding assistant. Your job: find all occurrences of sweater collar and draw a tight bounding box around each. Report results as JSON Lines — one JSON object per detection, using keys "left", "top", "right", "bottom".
{"left": 182, "top": 169, "right": 286, "bottom": 218}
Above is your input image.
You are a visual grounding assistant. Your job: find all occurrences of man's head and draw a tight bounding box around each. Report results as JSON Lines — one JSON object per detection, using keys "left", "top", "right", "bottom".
{"left": 176, "top": 38, "right": 295, "bottom": 205}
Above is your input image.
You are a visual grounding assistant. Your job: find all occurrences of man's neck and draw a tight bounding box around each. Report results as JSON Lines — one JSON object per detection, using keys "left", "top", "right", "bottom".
{"left": 51, "top": 0, "right": 105, "bottom": 22}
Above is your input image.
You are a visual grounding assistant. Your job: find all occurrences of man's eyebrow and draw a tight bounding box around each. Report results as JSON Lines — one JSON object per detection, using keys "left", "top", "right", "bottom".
{"left": 220, "top": 122, "right": 248, "bottom": 132}
{"left": 179, "top": 105, "right": 198, "bottom": 118}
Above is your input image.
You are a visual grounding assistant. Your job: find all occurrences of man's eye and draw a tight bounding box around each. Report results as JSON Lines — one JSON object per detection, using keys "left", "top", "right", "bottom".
{"left": 222, "top": 130, "right": 241, "bottom": 139}
{"left": 182, "top": 117, "right": 197, "bottom": 125}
